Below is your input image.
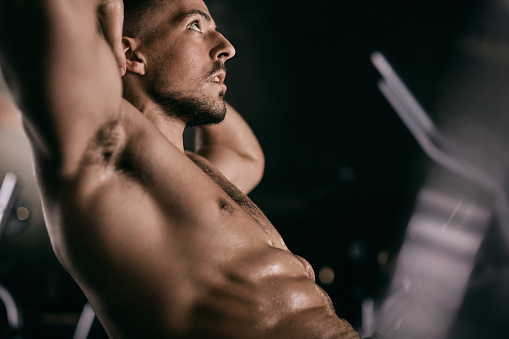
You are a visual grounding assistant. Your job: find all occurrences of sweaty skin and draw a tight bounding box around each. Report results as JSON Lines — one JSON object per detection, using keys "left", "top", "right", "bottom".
{"left": 0, "top": 0, "right": 359, "bottom": 338}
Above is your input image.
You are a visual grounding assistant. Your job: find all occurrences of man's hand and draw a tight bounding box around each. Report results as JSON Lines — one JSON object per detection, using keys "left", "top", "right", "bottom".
{"left": 98, "top": 0, "right": 126, "bottom": 76}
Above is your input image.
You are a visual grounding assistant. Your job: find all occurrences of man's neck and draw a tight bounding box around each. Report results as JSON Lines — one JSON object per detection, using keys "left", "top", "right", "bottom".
{"left": 123, "top": 78, "right": 187, "bottom": 153}
{"left": 141, "top": 103, "right": 186, "bottom": 153}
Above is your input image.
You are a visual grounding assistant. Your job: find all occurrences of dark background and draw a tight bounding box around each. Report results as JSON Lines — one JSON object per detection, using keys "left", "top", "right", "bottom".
{"left": 4, "top": 0, "right": 509, "bottom": 337}
{"left": 215, "top": 0, "right": 479, "bottom": 326}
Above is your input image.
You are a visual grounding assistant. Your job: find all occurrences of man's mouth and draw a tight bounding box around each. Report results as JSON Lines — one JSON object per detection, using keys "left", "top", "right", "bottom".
{"left": 210, "top": 72, "right": 226, "bottom": 84}
{"left": 208, "top": 63, "right": 227, "bottom": 84}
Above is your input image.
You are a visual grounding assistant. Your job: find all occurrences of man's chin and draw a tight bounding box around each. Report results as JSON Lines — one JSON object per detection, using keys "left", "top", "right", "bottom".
{"left": 149, "top": 88, "right": 227, "bottom": 127}
{"left": 186, "top": 103, "right": 226, "bottom": 127}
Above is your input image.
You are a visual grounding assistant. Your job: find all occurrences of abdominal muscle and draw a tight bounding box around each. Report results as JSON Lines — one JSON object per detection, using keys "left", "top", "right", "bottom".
{"left": 165, "top": 210, "right": 343, "bottom": 338}
{"left": 184, "top": 245, "right": 341, "bottom": 338}
{"left": 175, "top": 154, "right": 356, "bottom": 338}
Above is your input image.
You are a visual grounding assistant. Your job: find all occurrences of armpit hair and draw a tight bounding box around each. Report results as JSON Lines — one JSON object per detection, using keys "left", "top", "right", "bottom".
{"left": 82, "top": 120, "right": 126, "bottom": 167}
{"left": 82, "top": 120, "right": 151, "bottom": 185}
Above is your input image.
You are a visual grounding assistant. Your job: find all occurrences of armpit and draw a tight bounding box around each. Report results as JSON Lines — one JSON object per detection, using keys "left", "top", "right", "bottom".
{"left": 82, "top": 120, "right": 126, "bottom": 167}
{"left": 81, "top": 119, "right": 151, "bottom": 185}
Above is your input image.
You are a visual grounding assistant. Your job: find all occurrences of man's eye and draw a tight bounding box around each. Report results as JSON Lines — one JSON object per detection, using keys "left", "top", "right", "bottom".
{"left": 189, "top": 21, "right": 201, "bottom": 32}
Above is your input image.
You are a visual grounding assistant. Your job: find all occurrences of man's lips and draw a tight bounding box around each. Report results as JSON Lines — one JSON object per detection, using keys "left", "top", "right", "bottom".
{"left": 210, "top": 71, "right": 226, "bottom": 84}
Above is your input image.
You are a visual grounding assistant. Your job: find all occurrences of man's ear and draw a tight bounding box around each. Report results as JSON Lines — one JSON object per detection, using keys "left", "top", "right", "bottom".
{"left": 122, "top": 37, "right": 146, "bottom": 76}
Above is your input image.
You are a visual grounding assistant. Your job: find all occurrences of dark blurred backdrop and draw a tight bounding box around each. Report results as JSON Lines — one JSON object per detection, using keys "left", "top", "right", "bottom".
{"left": 216, "top": 0, "right": 479, "bottom": 327}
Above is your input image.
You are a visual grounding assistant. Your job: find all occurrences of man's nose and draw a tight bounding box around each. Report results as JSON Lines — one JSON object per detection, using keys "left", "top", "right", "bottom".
{"left": 211, "top": 33, "right": 236, "bottom": 61}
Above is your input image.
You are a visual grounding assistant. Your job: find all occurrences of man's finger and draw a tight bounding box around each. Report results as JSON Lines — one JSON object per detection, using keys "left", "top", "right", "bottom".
{"left": 98, "top": 0, "right": 126, "bottom": 76}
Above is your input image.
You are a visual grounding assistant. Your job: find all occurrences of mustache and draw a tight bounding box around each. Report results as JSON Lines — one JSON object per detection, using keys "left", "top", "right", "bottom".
{"left": 207, "top": 63, "right": 227, "bottom": 78}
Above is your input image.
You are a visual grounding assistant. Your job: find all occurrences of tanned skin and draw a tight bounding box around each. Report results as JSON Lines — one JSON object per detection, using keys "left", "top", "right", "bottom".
{"left": 0, "top": 0, "right": 359, "bottom": 338}
{"left": 0, "top": 71, "right": 23, "bottom": 134}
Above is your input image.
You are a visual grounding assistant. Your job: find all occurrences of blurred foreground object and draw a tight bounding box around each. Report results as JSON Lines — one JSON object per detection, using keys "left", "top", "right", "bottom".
{"left": 369, "top": 50, "right": 496, "bottom": 339}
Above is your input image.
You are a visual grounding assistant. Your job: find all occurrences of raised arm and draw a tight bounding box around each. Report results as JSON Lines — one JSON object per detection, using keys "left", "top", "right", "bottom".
{"left": 0, "top": 68, "right": 23, "bottom": 134}
{"left": 194, "top": 102, "right": 265, "bottom": 194}
{"left": 0, "top": 0, "right": 122, "bottom": 180}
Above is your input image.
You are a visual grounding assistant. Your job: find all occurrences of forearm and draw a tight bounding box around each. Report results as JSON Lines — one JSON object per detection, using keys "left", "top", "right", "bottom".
{"left": 195, "top": 103, "right": 265, "bottom": 193}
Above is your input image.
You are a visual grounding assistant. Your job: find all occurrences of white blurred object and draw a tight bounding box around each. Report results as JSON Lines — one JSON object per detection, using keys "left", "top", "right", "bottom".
{"left": 0, "top": 172, "right": 19, "bottom": 238}
{"left": 371, "top": 51, "right": 497, "bottom": 339}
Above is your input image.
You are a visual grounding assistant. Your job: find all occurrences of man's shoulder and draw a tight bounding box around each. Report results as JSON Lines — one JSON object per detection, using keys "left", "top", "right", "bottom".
{"left": 184, "top": 150, "right": 207, "bottom": 164}
{"left": 184, "top": 151, "right": 223, "bottom": 178}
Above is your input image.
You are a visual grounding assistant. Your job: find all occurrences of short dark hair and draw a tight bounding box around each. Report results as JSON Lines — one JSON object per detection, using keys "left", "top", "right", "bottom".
{"left": 123, "top": 0, "right": 161, "bottom": 38}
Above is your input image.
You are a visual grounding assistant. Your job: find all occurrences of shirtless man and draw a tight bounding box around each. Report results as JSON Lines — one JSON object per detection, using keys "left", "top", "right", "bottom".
{"left": 0, "top": 0, "right": 359, "bottom": 337}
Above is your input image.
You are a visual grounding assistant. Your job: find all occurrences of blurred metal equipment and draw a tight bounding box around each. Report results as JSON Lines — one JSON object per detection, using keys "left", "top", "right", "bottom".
{"left": 72, "top": 302, "right": 109, "bottom": 339}
{"left": 73, "top": 303, "right": 95, "bottom": 339}
{"left": 370, "top": 52, "right": 501, "bottom": 339}
{"left": 372, "top": 52, "right": 509, "bottom": 232}
{"left": 0, "top": 284, "right": 22, "bottom": 338}
{"left": 0, "top": 172, "right": 20, "bottom": 240}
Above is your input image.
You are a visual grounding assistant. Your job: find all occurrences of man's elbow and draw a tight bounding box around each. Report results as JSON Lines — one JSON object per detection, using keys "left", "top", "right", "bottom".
{"left": 241, "top": 152, "right": 265, "bottom": 194}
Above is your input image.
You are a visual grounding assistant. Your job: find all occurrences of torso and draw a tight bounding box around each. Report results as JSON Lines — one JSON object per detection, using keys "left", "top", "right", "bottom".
{"left": 185, "top": 151, "right": 288, "bottom": 251}
{"left": 38, "top": 104, "right": 358, "bottom": 339}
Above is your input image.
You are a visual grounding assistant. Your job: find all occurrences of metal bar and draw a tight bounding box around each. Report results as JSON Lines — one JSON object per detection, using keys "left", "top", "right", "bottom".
{"left": 0, "top": 284, "right": 22, "bottom": 331}
{"left": 0, "top": 172, "right": 19, "bottom": 239}
{"left": 73, "top": 303, "right": 96, "bottom": 339}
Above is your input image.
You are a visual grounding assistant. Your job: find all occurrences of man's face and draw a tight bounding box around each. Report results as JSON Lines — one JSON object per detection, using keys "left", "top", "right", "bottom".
{"left": 141, "top": 0, "right": 236, "bottom": 126}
